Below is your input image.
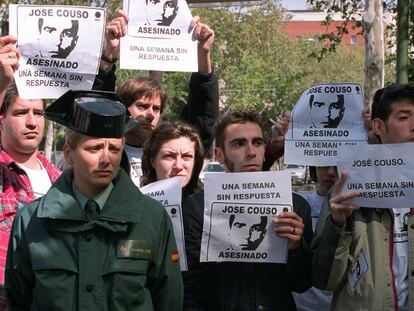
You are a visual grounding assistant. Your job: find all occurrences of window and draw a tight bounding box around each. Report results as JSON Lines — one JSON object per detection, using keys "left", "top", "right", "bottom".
{"left": 351, "top": 35, "right": 357, "bottom": 45}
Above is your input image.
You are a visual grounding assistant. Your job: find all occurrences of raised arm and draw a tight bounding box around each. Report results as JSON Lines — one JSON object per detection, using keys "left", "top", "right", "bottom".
{"left": 181, "top": 18, "right": 219, "bottom": 153}
{"left": 263, "top": 111, "right": 291, "bottom": 171}
{"left": 0, "top": 36, "right": 19, "bottom": 109}
{"left": 92, "top": 10, "right": 128, "bottom": 91}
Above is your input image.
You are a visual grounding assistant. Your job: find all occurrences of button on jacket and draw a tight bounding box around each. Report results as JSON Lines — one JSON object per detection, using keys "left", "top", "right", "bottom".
{"left": 6, "top": 169, "right": 183, "bottom": 310}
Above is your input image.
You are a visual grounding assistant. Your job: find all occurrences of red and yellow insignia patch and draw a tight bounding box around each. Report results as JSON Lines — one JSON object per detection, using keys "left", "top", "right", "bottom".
{"left": 171, "top": 250, "right": 179, "bottom": 263}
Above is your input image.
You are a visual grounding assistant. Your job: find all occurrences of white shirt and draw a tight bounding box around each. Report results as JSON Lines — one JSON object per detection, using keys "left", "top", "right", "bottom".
{"left": 18, "top": 160, "right": 52, "bottom": 199}
{"left": 392, "top": 208, "right": 409, "bottom": 311}
{"left": 124, "top": 144, "right": 143, "bottom": 188}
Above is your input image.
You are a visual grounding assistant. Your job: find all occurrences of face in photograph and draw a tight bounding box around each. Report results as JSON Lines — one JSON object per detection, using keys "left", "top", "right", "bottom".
{"left": 144, "top": 0, "right": 179, "bottom": 26}
{"left": 308, "top": 94, "right": 345, "bottom": 128}
{"left": 228, "top": 214, "right": 267, "bottom": 251}
{"left": 37, "top": 18, "right": 79, "bottom": 59}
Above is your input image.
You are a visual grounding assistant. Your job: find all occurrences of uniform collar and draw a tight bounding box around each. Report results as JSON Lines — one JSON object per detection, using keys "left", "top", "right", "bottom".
{"left": 37, "top": 168, "right": 144, "bottom": 224}
{"left": 72, "top": 181, "right": 113, "bottom": 211}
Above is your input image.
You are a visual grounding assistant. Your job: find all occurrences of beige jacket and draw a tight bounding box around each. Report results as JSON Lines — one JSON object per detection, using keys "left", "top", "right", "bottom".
{"left": 312, "top": 200, "right": 414, "bottom": 310}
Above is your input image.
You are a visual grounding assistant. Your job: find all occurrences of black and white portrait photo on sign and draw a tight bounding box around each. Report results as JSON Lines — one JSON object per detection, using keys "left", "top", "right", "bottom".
{"left": 284, "top": 83, "right": 368, "bottom": 166}
{"left": 308, "top": 93, "right": 345, "bottom": 128}
{"left": 16, "top": 6, "right": 105, "bottom": 72}
{"left": 10, "top": 4, "right": 106, "bottom": 99}
{"left": 121, "top": 0, "right": 197, "bottom": 72}
{"left": 36, "top": 17, "right": 79, "bottom": 59}
{"left": 144, "top": 0, "right": 179, "bottom": 26}
{"left": 227, "top": 214, "right": 267, "bottom": 251}
{"left": 200, "top": 171, "right": 293, "bottom": 264}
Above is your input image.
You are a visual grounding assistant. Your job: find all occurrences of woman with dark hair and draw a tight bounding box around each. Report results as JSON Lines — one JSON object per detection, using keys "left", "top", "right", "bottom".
{"left": 141, "top": 121, "right": 204, "bottom": 198}
{"left": 141, "top": 121, "right": 211, "bottom": 310}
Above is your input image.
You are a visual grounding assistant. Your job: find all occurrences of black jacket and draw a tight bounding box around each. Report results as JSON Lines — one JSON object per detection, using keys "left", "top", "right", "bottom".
{"left": 182, "top": 192, "right": 313, "bottom": 311}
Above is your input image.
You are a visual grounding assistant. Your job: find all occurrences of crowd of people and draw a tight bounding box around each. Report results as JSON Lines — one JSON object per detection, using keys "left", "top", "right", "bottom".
{"left": 0, "top": 5, "right": 414, "bottom": 311}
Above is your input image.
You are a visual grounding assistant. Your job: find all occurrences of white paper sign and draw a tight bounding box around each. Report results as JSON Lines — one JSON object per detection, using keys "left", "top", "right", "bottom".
{"left": 285, "top": 83, "right": 368, "bottom": 166}
{"left": 141, "top": 177, "right": 188, "bottom": 271}
{"left": 347, "top": 248, "right": 369, "bottom": 294}
{"left": 337, "top": 143, "right": 414, "bottom": 209}
{"left": 200, "top": 171, "right": 292, "bottom": 263}
{"left": 10, "top": 5, "right": 105, "bottom": 99}
{"left": 120, "top": 0, "right": 197, "bottom": 72}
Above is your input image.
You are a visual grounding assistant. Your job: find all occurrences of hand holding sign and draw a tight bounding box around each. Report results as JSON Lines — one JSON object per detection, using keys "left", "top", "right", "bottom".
{"left": 330, "top": 171, "right": 359, "bottom": 228}
{"left": 273, "top": 211, "right": 304, "bottom": 250}
{"left": 103, "top": 10, "right": 128, "bottom": 66}
{"left": 0, "top": 36, "right": 19, "bottom": 92}
{"left": 269, "top": 110, "right": 291, "bottom": 156}
{"left": 192, "top": 16, "right": 214, "bottom": 74}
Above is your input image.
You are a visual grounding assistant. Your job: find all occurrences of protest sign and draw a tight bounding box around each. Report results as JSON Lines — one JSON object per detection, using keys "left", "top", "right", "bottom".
{"left": 120, "top": 0, "right": 197, "bottom": 72}
{"left": 337, "top": 143, "right": 414, "bottom": 209}
{"left": 200, "top": 171, "right": 292, "bottom": 263}
{"left": 141, "top": 177, "right": 188, "bottom": 271}
{"left": 10, "top": 4, "right": 105, "bottom": 99}
{"left": 285, "top": 83, "right": 368, "bottom": 166}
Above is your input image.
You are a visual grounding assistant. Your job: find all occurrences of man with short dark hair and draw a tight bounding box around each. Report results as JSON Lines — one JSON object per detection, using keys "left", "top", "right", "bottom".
{"left": 182, "top": 109, "right": 313, "bottom": 310}
{"left": 0, "top": 35, "right": 61, "bottom": 310}
{"left": 312, "top": 84, "right": 414, "bottom": 310}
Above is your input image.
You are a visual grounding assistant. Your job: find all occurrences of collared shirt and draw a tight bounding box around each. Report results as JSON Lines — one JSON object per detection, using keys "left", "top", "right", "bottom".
{"left": 0, "top": 148, "right": 60, "bottom": 310}
{"left": 72, "top": 181, "right": 114, "bottom": 211}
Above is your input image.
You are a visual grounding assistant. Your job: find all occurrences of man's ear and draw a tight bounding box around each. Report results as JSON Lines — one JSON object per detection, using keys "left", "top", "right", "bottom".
{"left": 214, "top": 147, "right": 225, "bottom": 165}
{"left": 372, "top": 118, "right": 386, "bottom": 137}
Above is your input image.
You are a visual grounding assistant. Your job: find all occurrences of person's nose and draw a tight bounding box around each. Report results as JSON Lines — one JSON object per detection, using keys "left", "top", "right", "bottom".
{"left": 246, "top": 143, "right": 257, "bottom": 158}
{"left": 25, "top": 112, "right": 38, "bottom": 129}
{"left": 144, "top": 108, "right": 155, "bottom": 123}
{"left": 99, "top": 148, "right": 110, "bottom": 167}
{"left": 174, "top": 156, "right": 183, "bottom": 171}
{"left": 410, "top": 118, "right": 414, "bottom": 132}
{"left": 327, "top": 166, "right": 338, "bottom": 177}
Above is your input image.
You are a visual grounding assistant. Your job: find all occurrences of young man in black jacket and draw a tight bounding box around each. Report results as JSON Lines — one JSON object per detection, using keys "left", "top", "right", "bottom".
{"left": 183, "top": 109, "right": 313, "bottom": 311}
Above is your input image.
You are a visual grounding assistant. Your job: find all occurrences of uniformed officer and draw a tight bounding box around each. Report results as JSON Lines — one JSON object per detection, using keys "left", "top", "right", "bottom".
{"left": 5, "top": 90, "right": 183, "bottom": 310}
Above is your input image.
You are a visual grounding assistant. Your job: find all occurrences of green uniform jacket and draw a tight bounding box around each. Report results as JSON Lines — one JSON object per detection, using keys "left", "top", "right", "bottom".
{"left": 5, "top": 169, "right": 183, "bottom": 311}
{"left": 312, "top": 197, "right": 414, "bottom": 310}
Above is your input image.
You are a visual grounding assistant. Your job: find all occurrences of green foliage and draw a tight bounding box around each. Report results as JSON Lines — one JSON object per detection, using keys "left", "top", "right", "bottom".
{"left": 307, "top": 0, "right": 364, "bottom": 61}
{"left": 187, "top": 4, "right": 366, "bottom": 120}
{"left": 307, "top": 0, "right": 413, "bottom": 84}
{"left": 108, "top": 3, "right": 368, "bottom": 121}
